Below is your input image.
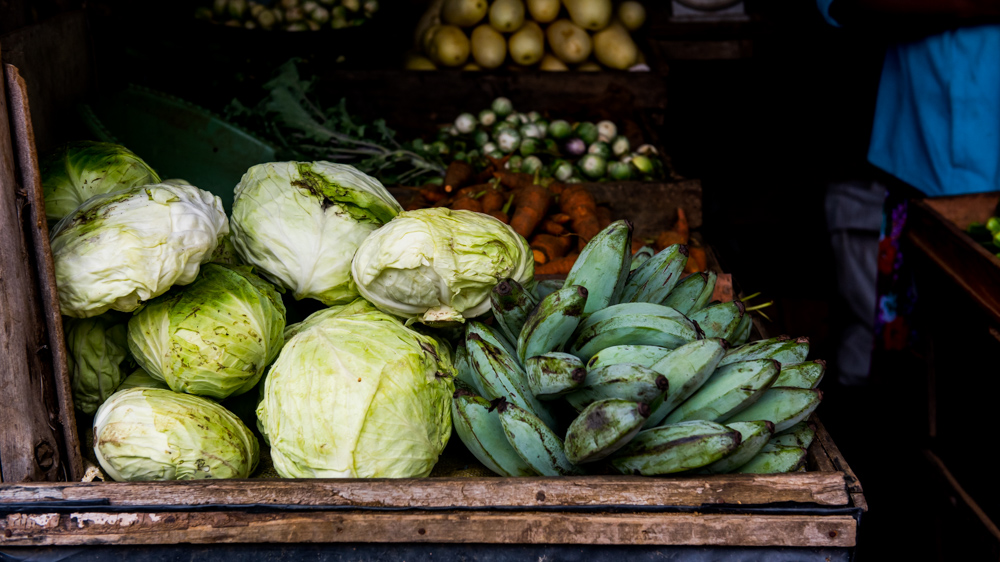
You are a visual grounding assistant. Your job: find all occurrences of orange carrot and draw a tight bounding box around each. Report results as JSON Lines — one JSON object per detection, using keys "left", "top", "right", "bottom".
{"left": 531, "top": 233, "right": 572, "bottom": 264}
{"left": 494, "top": 170, "right": 539, "bottom": 192}
{"left": 685, "top": 246, "right": 707, "bottom": 274}
{"left": 510, "top": 184, "right": 552, "bottom": 239}
{"left": 451, "top": 197, "right": 483, "bottom": 213}
{"left": 481, "top": 188, "right": 506, "bottom": 214}
{"left": 559, "top": 184, "right": 601, "bottom": 247}
{"left": 488, "top": 210, "right": 510, "bottom": 224}
{"left": 675, "top": 208, "right": 690, "bottom": 240}
{"left": 656, "top": 230, "right": 687, "bottom": 251}
{"left": 420, "top": 183, "right": 446, "bottom": 203}
{"left": 444, "top": 161, "right": 476, "bottom": 193}
{"left": 404, "top": 195, "right": 428, "bottom": 211}
{"left": 549, "top": 213, "right": 572, "bottom": 224}
{"left": 539, "top": 219, "right": 567, "bottom": 236}
{"left": 535, "top": 253, "right": 579, "bottom": 275}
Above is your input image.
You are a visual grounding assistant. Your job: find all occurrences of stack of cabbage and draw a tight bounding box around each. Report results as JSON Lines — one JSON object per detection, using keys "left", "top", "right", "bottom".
{"left": 45, "top": 145, "right": 534, "bottom": 481}
{"left": 411, "top": 0, "right": 647, "bottom": 71}
{"left": 450, "top": 220, "right": 825, "bottom": 476}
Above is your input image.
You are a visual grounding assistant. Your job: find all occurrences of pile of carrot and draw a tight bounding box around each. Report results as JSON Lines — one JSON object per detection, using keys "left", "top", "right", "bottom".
{"left": 402, "top": 160, "right": 702, "bottom": 276}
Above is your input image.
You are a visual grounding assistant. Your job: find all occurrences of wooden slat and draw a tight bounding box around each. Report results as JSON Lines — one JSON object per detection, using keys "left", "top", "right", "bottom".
{"left": 923, "top": 449, "right": 1000, "bottom": 545}
{"left": 0, "top": 511, "right": 858, "bottom": 547}
{"left": 907, "top": 199, "right": 1000, "bottom": 325}
{"left": 0, "top": 471, "right": 850, "bottom": 508}
{"left": 4, "top": 63, "right": 84, "bottom": 482}
{"left": 0, "top": 53, "right": 65, "bottom": 483}
{"left": 813, "top": 418, "right": 866, "bottom": 512}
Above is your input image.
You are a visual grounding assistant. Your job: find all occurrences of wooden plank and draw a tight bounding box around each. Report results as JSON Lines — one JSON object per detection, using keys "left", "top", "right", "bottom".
{"left": 812, "top": 418, "right": 867, "bottom": 512}
{"left": 906, "top": 199, "right": 1000, "bottom": 325}
{"left": 922, "top": 193, "right": 1000, "bottom": 230}
{"left": 4, "top": 63, "right": 84, "bottom": 482}
{"left": 0, "top": 511, "right": 858, "bottom": 547}
{"left": 0, "top": 52, "right": 65, "bottom": 483}
{"left": 0, "top": 471, "right": 850, "bottom": 508}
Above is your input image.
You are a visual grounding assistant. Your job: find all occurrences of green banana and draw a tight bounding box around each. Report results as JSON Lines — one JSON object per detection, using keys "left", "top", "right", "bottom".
{"left": 771, "top": 421, "right": 816, "bottom": 450}
{"left": 577, "top": 302, "right": 691, "bottom": 332}
{"left": 453, "top": 344, "right": 483, "bottom": 394}
{"left": 723, "top": 387, "right": 822, "bottom": 433}
{"left": 718, "top": 336, "right": 809, "bottom": 368}
{"left": 687, "top": 300, "right": 745, "bottom": 340}
{"left": 452, "top": 390, "right": 537, "bottom": 476}
{"left": 562, "top": 219, "right": 633, "bottom": 313}
{"left": 662, "top": 272, "right": 707, "bottom": 315}
{"left": 565, "top": 363, "right": 669, "bottom": 412}
{"left": 734, "top": 443, "right": 808, "bottom": 474}
{"left": 663, "top": 358, "right": 780, "bottom": 424}
{"left": 611, "top": 420, "right": 741, "bottom": 475}
{"left": 587, "top": 345, "right": 673, "bottom": 371}
{"left": 772, "top": 360, "right": 826, "bottom": 389}
{"left": 630, "top": 246, "right": 655, "bottom": 271}
{"left": 497, "top": 399, "right": 584, "bottom": 476}
{"left": 565, "top": 399, "right": 650, "bottom": 464}
{"left": 699, "top": 420, "right": 774, "bottom": 474}
{"left": 645, "top": 338, "right": 728, "bottom": 428}
{"left": 467, "top": 330, "right": 557, "bottom": 430}
{"left": 525, "top": 352, "right": 587, "bottom": 400}
{"left": 491, "top": 278, "right": 538, "bottom": 346}
{"left": 467, "top": 321, "right": 519, "bottom": 370}
{"left": 731, "top": 312, "right": 753, "bottom": 345}
{"left": 721, "top": 335, "right": 790, "bottom": 362}
{"left": 517, "top": 285, "right": 589, "bottom": 365}
{"left": 568, "top": 312, "right": 700, "bottom": 362}
{"left": 533, "top": 279, "right": 564, "bottom": 300}
{"left": 621, "top": 244, "right": 689, "bottom": 304}
{"left": 691, "top": 270, "right": 718, "bottom": 313}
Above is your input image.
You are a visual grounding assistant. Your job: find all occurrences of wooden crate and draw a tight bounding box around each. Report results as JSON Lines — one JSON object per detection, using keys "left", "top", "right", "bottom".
{"left": 1, "top": 15, "right": 864, "bottom": 554}
{"left": 907, "top": 193, "right": 1000, "bottom": 325}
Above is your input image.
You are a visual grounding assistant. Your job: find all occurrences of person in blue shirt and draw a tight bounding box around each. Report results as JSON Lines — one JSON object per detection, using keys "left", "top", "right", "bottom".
{"left": 818, "top": 0, "right": 1000, "bottom": 386}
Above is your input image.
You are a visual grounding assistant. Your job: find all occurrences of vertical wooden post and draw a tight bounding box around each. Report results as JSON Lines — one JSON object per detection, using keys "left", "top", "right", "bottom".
{"left": 0, "top": 50, "right": 81, "bottom": 482}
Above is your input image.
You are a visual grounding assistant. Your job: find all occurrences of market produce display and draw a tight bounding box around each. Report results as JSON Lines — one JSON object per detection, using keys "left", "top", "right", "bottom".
{"left": 410, "top": 0, "right": 647, "bottom": 70}
{"left": 44, "top": 142, "right": 818, "bottom": 482}
{"left": 194, "top": 0, "right": 379, "bottom": 31}
{"left": 451, "top": 219, "right": 826, "bottom": 476}
{"left": 423, "top": 97, "right": 664, "bottom": 182}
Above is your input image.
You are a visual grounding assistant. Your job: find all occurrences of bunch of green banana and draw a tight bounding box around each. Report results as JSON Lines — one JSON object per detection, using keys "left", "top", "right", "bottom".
{"left": 447, "top": 219, "right": 826, "bottom": 478}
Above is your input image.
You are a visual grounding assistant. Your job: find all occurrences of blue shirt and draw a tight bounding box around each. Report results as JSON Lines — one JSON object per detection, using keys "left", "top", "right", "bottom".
{"left": 818, "top": 0, "right": 1000, "bottom": 197}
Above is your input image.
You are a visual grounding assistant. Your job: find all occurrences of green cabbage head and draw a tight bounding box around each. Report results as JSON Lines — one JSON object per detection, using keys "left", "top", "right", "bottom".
{"left": 230, "top": 161, "right": 402, "bottom": 306}
{"left": 351, "top": 208, "right": 534, "bottom": 324}
{"left": 40, "top": 141, "right": 160, "bottom": 222}
{"left": 64, "top": 312, "right": 132, "bottom": 414}
{"left": 257, "top": 299, "right": 455, "bottom": 478}
{"left": 117, "top": 367, "right": 169, "bottom": 391}
{"left": 50, "top": 182, "right": 229, "bottom": 318}
{"left": 93, "top": 387, "right": 259, "bottom": 481}
{"left": 127, "top": 263, "right": 286, "bottom": 400}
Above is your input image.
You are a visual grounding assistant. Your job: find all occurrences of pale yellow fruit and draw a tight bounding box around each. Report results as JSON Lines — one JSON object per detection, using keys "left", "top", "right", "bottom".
{"left": 442, "top": 0, "right": 489, "bottom": 27}
{"left": 563, "top": 0, "right": 612, "bottom": 31}
{"left": 539, "top": 53, "right": 569, "bottom": 70}
{"left": 592, "top": 22, "right": 638, "bottom": 69}
{"left": 576, "top": 61, "right": 602, "bottom": 71}
{"left": 463, "top": 62, "right": 483, "bottom": 70}
{"left": 546, "top": 19, "right": 592, "bottom": 64}
{"left": 405, "top": 54, "right": 438, "bottom": 70}
{"left": 618, "top": 1, "right": 646, "bottom": 31}
{"left": 526, "top": 0, "right": 560, "bottom": 22}
{"left": 471, "top": 24, "right": 507, "bottom": 68}
{"left": 489, "top": 0, "right": 525, "bottom": 32}
{"left": 509, "top": 21, "right": 544, "bottom": 66}
{"left": 428, "top": 25, "right": 472, "bottom": 67}
{"left": 422, "top": 24, "right": 442, "bottom": 53}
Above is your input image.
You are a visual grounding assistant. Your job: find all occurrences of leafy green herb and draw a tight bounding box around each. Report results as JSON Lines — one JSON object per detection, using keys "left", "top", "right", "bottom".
{"left": 226, "top": 60, "right": 446, "bottom": 186}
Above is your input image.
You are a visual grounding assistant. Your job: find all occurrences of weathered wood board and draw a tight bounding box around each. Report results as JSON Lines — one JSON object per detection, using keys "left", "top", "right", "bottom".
{"left": 0, "top": 511, "right": 857, "bottom": 548}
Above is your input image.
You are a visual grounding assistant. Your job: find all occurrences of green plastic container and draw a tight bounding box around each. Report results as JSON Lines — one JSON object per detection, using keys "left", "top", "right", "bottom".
{"left": 80, "top": 85, "right": 276, "bottom": 213}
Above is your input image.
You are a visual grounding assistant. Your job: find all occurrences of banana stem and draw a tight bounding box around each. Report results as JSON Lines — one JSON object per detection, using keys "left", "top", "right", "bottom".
{"left": 744, "top": 301, "right": 773, "bottom": 313}
{"left": 741, "top": 292, "right": 761, "bottom": 303}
